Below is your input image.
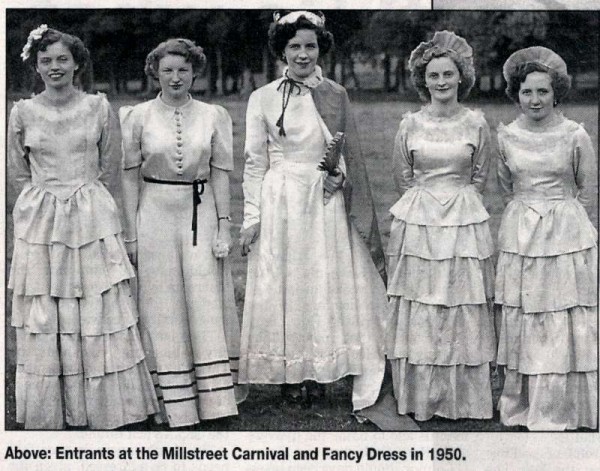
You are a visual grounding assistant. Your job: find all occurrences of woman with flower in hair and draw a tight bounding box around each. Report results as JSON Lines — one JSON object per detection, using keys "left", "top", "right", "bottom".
{"left": 495, "top": 47, "right": 597, "bottom": 430}
{"left": 7, "top": 26, "right": 158, "bottom": 429}
{"left": 120, "top": 38, "right": 246, "bottom": 428}
{"left": 239, "top": 10, "right": 387, "bottom": 410}
{"left": 386, "top": 31, "right": 495, "bottom": 421}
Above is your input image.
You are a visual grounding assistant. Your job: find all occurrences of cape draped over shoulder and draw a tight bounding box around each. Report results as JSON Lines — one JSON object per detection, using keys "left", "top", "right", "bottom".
{"left": 311, "top": 79, "right": 386, "bottom": 281}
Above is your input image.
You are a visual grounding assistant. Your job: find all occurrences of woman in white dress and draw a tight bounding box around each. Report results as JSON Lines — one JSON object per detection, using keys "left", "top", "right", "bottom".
{"left": 386, "top": 31, "right": 496, "bottom": 421}
{"left": 120, "top": 38, "right": 246, "bottom": 428}
{"left": 8, "top": 25, "right": 158, "bottom": 429}
{"left": 496, "top": 47, "right": 597, "bottom": 430}
{"left": 239, "top": 11, "right": 387, "bottom": 410}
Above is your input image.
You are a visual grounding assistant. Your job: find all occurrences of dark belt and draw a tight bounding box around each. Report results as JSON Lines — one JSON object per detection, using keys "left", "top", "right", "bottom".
{"left": 143, "top": 176, "right": 207, "bottom": 246}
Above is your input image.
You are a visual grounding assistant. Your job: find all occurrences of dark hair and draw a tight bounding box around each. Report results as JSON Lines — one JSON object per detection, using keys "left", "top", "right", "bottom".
{"left": 25, "top": 28, "right": 92, "bottom": 92}
{"left": 268, "top": 13, "right": 334, "bottom": 61}
{"left": 505, "top": 61, "right": 571, "bottom": 104}
{"left": 144, "top": 38, "right": 206, "bottom": 78}
{"left": 410, "top": 49, "right": 476, "bottom": 102}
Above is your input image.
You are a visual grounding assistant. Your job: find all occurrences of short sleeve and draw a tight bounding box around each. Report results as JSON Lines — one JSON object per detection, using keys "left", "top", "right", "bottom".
{"left": 7, "top": 101, "right": 32, "bottom": 195}
{"left": 119, "top": 105, "right": 143, "bottom": 170}
{"left": 210, "top": 105, "right": 234, "bottom": 172}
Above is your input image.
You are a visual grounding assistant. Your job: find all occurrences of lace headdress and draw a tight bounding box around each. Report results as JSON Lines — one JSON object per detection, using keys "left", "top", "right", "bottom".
{"left": 409, "top": 30, "right": 473, "bottom": 72}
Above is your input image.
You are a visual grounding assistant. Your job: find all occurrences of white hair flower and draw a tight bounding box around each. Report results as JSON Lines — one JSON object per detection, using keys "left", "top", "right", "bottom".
{"left": 20, "top": 24, "right": 49, "bottom": 62}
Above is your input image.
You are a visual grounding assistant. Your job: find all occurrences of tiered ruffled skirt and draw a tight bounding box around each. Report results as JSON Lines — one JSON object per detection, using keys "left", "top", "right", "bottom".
{"left": 386, "top": 186, "right": 496, "bottom": 420}
{"left": 496, "top": 198, "right": 598, "bottom": 430}
{"left": 9, "top": 182, "right": 159, "bottom": 429}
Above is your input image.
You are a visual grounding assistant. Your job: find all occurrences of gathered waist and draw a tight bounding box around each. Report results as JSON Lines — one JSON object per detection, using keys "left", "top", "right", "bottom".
{"left": 511, "top": 188, "right": 576, "bottom": 203}
{"left": 28, "top": 177, "right": 101, "bottom": 200}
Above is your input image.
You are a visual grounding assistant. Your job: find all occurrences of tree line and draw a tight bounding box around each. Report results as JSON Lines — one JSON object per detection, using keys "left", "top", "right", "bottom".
{"left": 7, "top": 9, "right": 598, "bottom": 96}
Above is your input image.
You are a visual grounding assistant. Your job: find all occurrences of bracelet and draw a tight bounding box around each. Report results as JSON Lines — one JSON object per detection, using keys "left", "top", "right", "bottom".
{"left": 218, "top": 216, "right": 231, "bottom": 222}
{"left": 124, "top": 237, "right": 137, "bottom": 243}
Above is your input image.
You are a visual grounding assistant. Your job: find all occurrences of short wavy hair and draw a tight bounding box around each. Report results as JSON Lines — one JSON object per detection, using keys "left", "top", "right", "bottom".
{"left": 268, "top": 13, "right": 334, "bottom": 61}
{"left": 505, "top": 61, "right": 571, "bottom": 105}
{"left": 25, "top": 28, "right": 91, "bottom": 81}
{"left": 410, "top": 49, "right": 476, "bottom": 102}
{"left": 144, "top": 38, "right": 206, "bottom": 78}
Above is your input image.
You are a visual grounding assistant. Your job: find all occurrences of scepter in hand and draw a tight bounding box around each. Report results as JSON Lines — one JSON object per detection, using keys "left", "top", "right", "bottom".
{"left": 318, "top": 132, "right": 345, "bottom": 205}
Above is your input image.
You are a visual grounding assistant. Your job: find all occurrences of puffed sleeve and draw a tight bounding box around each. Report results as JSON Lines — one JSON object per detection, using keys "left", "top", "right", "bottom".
{"left": 572, "top": 125, "right": 597, "bottom": 219}
{"left": 119, "top": 105, "right": 143, "bottom": 170}
{"left": 242, "top": 90, "right": 269, "bottom": 229}
{"left": 470, "top": 115, "right": 491, "bottom": 194}
{"left": 392, "top": 117, "right": 414, "bottom": 196}
{"left": 210, "top": 105, "right": 234, "bottom": 171}
{"left": 97, "top": 94, "right": 123, "bottom": 199}
{"left": 496, "top": 126, "right": 514, "bottom": 205}
{"left": 7, "top": 102, "right": 32, "bottom": 195}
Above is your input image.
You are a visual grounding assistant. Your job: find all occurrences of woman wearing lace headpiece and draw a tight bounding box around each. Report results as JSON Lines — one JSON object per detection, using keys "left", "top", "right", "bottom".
{"left": 386, "top": 31, "right": 496, "bottom": 421}
{"left": 495, "top": 47, "right": 597, "bottom": 430}
{"left": 238, "top": 10, "right": 387, "bottom": 411}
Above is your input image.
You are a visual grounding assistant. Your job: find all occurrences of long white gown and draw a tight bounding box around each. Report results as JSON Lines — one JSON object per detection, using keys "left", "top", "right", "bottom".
{"left": 239, "top": 72, "right": 387, "bottom": 411}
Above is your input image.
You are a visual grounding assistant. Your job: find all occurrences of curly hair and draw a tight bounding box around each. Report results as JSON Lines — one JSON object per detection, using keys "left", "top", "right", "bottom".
{"left": 144, "top": 38, "right": 206, "bottom": 78}
{"left": 268, "top": 14, "right": 334, "bottom": 61}
{"left": 24, "top": 28, "right": 92, "bottom": 91}
{"left": 410, "top": 48, "right": 476, "bottom": 102}
{"left": 505, "top": 61, "right": 571, "bottom": 105}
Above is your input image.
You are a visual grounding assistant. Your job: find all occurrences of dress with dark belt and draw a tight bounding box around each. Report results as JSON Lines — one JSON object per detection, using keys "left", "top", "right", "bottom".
{"left": 120, "top": 96, "right": 247, "bottom": 426}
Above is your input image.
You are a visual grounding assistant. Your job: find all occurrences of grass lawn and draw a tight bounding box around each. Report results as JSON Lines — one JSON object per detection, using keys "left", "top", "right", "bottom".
{"left": 4, "top": 95, "right": 598, "bottom": 431}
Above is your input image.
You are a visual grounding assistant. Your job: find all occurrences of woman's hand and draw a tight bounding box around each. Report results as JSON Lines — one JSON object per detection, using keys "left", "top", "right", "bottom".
{"left": 213, "top": 220, "right": 232, "bottom": 258}
{"left": 125, "top": 240, "right": 138, "bottom": 268}
{"left": 240, "top": 222, "right": 260, "bottom": 256}
{"left": 323, "top": 170, "right": 344, "bottom": 205}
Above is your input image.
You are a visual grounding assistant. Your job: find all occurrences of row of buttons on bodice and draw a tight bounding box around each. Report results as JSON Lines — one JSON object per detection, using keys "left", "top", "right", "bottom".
{"left": 175, "top": 109, "right": 183, "bottom": 175}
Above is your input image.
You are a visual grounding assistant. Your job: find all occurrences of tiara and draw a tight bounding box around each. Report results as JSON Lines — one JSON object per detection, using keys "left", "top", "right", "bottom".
{"left": 502, "top": 46, "right": 568, "bottom": 82}
{"left": 409, "top": 30, "right": 473, "bottom": 71}
{"left": 273, "top": 10, "right": 325, "bottom": 27}
{"left": 21, "top": 24, "right": 49, "bottom": 62}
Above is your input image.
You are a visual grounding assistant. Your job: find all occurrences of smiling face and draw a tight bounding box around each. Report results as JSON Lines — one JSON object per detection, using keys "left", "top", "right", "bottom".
{"left": 518, "top": 71, "right": 555, "bottom": 124}
{"left": 158, "top": 53, "right": 194, "bottom": 104}
{"left": 424, "top": 56, "right": 461, "bottom": 104}
{"left": 284, "top": 29, "right": 319, "bottom": 81}
{"left": 36, "top": 41, "right": 78, "bottom": 91}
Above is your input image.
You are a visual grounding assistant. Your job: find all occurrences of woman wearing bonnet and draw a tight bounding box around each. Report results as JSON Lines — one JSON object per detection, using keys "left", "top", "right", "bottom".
{"left": 386, "top": 31, "right": 496, "bottom": 421}
{"left": 239, "top": 10, "right": 388, "bottom": 410}
{"left": 8, "top": 25, "right": 158, "bottom": 429}
{"left": 495, "top": 47, "right": 597, "bottom": 430}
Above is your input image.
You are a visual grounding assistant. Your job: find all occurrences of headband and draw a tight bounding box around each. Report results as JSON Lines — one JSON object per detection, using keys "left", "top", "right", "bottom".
{"left": 273, "top": 10, "right": 325, "bottom": 28}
